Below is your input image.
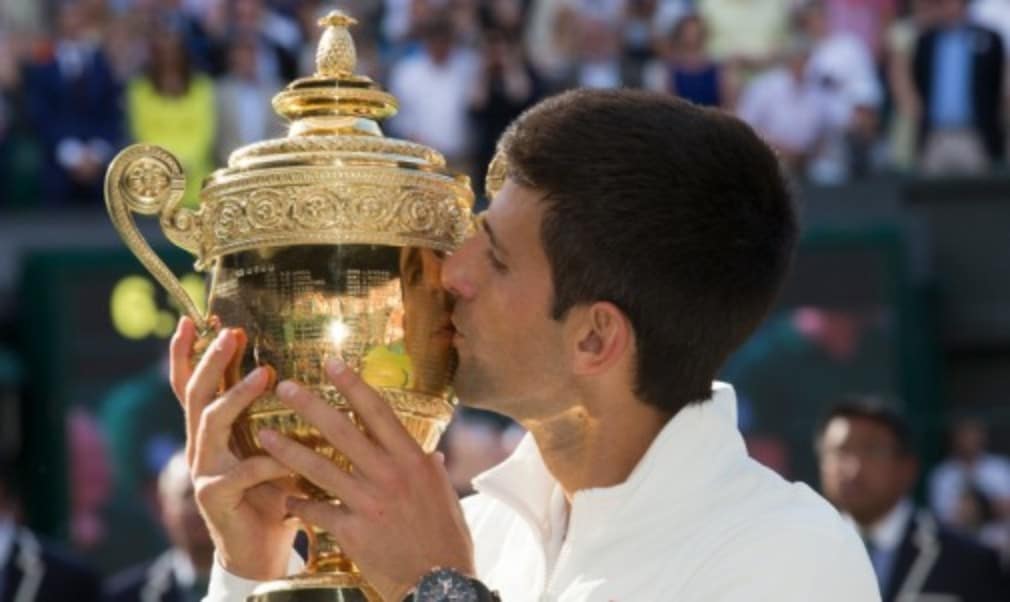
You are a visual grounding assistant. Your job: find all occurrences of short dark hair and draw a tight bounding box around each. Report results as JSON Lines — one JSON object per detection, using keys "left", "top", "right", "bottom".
{"left": 816, "top": 396, "right": 915, "bottom": 456}
{"left": 496, "top": 89, "right": 797, "bottom": 414}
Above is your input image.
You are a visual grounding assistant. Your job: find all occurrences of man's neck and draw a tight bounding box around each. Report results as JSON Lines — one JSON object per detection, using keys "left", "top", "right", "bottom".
{"left": 523, "top": 397, "right": 672, "bottom": 502}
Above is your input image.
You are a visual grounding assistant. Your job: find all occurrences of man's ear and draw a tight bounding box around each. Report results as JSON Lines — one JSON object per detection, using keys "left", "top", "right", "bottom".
{"left": 570, "top": 302, "right": 632, "bottom": 376}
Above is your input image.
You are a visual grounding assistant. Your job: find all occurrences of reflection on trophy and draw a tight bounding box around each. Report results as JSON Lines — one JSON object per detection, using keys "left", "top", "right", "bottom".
{"left": 104, "top": 11, "right": 474, "bottom": 602}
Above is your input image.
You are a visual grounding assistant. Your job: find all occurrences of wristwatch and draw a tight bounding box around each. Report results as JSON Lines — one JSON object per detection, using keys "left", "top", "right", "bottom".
{"left": 403, "top": 567, "right": 501, "bottom": 602}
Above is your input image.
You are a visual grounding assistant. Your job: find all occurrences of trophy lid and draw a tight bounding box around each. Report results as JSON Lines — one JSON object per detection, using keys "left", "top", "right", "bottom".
{"left": 163, "top": 11, "right": 474, "bottom": 268}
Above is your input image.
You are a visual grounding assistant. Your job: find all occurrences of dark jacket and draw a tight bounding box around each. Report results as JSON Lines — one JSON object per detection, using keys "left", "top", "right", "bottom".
{"left": 103, "top": 552, "right": 192, "bottom": 602}
{"left": 23, "top": 44, "right": 124, "bottom": 206}
{"left": 913, "top": 23, "right": 1005, "bottom": 160}
{"left": 883, "top": 510, "right": 1008, "bottom": 602}
{"left": 1, "top": 528, "right": 101, "bottom": 602}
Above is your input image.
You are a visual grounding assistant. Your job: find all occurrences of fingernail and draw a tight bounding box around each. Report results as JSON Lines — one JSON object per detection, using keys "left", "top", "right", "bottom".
{"left": 244, "top": 367, "right": 265, "bottom": 386}
{"left": 325, "top": 358, "right": 345, "bottom": 376}
{"left": 276, "top": 380, "right": 299, "bottom": 398}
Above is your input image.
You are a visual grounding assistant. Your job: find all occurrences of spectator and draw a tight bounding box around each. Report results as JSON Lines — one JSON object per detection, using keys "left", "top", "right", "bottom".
{"left": 127, "top": 25, "right": 216, "bottom": 208}
{"left": 950, "top": 487, "right": 1010, "bottom": 567}
{"left": 737, "top": 37, "right": 840, "bottom": 178}
{"left": 24, "top": 0, "right": 123, "bottom": 206}
{"left": 468, "top": 26, "right": 541, "bottom": 200}
{"left": 929, "top": 417, "right": 1010, "bottom": 525}
{"left": 643, "top": 13, "right": 737, "bottom": 109}
{"left": 884, "top": 0, "right": 940, "bottom": 169}
{"left": 209, "top": 0, "right": 301, "bottom": 87}
{"left": 823, "top": 0, "right": 898, "bottom": 58}
{"left": 697, "top": 0, "right": 793, "bottom": 69}
{"left": 817, "top": 398, "right": 1008, "bottom": 602}
{"left": 104, "top": 452, "right": 214, "bottom": 602}
{"left": 214, "top": 34, "right": 285, "bottom": 164}
{"left": 523, "top": 0, "right": 580, "bottom": 88}
{"left": 912, "top": 0, "right": 1005, "bottom": 174}
{"left": 0, "top": 454, "right": 103, "bottom": 602}
{"left": 560, "top": 16, "right": 642, "bottom": 89}
{"left": 970, "top": 0, "right": 1010, "bottom": 58}
{"left": 387, "top": 15, "right": 479, "bottom": 171}
{"left": 797, "top": 0, "right": 883, "bottom": 179}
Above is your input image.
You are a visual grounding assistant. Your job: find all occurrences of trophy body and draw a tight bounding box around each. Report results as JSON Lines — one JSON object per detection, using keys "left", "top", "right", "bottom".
{"left": 104, "top": 13, "right": 473, "bottom": 602}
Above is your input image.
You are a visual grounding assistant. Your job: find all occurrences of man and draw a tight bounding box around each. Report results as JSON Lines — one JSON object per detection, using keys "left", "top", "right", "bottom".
{"left": 23, "top": 0, "right": 123, "bottom": 206}
{"left": 104, "top": 452, "right": 214, "bottom": 602}
{"left": 929, "top": 416, "right": 1010, "bottom": 525}
{"left": 913, "top": 0, "right": 1005, "bottom": 173}
{"left": 172, "top": 89, "right": 880, "bottom": 601}
{"left": 0, "top": 456, "right": 101, "bottom": 602}
{"left": 817, "top": 397, "right": 1008, "bottom": 601}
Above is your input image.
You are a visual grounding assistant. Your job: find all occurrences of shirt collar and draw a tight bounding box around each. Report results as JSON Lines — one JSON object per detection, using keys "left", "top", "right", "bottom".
{"left": 864, "top": 498, "right": 913, "bottom": 552}
{"left": 472, "top": 382, "right": 743, "bottom": 539}
{"left": 170, "top": 548, "right": 197, "bottom": 589}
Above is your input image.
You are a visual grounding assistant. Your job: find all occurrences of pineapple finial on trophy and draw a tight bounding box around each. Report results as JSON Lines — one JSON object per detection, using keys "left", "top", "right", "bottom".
{"left": 315, "top": 10, "right": 358, "bottom": 77}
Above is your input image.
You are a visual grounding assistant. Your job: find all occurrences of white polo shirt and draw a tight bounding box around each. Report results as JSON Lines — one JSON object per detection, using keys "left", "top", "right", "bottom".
{"left": 206, "top": 383, "right": 880, "bottom": 601}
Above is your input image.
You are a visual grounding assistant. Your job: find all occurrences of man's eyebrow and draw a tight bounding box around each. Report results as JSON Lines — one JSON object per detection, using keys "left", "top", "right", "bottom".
{"left": 479, "top": 213, "right": 509, "bottom": 257}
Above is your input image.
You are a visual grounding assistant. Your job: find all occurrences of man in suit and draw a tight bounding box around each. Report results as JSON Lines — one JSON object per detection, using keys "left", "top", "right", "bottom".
{"left": 104, "top": 451, "right": 214, "bottom": 602}
{"left": 817, "top": 397, "right": 1008, "bottom": 602}
{"left": 23, "top": 0, "right": 123, "bottom": 206}
{"left": 912, "top": 0, "right": 1005, "bottom": 173}
{"left": 0, "top": 455, "right": 102, "bottom": 602}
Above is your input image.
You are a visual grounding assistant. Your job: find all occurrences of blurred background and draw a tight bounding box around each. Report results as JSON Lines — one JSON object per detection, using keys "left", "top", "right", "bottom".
{"left": 0, "top": 0, "right": 1009, "bottom": 598}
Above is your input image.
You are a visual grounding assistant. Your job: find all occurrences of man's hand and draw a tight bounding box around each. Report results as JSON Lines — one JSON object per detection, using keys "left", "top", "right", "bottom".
{"left": 170, "top": 317, "right": 299, "bottom": 580}
{"left": 261, "top": 357, "right": 475, "bottom": 602}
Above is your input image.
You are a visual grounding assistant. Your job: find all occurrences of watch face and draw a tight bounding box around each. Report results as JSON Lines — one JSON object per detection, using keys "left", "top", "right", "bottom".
{"left": 415, "top": 568, "right": 480, "bottom": 602}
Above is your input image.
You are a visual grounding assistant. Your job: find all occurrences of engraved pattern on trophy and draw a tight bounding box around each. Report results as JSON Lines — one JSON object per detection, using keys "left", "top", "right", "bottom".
{"left": 104, "top": 10, "right": 474, "bottom": 602}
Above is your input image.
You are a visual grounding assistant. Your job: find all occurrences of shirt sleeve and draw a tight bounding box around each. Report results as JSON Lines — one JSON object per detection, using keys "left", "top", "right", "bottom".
{"left": 203, "top": 552, "right": 305, "bottom": 602}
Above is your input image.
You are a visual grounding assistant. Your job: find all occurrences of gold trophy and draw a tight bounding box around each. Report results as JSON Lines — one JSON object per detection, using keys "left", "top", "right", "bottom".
{"left": 104, "top": 12, "right": 473, "bottom": 602}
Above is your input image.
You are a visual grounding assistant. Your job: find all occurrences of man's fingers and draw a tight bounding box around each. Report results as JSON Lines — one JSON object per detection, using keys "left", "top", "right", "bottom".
{"left": 195, "top": 455, "right": 293, "bottom": 516}
{"left": 184, "top": 329, "right": 238, "bottom": 463}
{"left": 274, "top": 380, "right": 383, "bottom": 477}
{"left": 169, "top": 316, "right": 197, "bottom": 406}
{"left": 193, "top": 366, "right": 272, "bottom": 469}
{"left": 323, "top": 358, "right": 413, "bottom": 453}
{"left": 259, "top": 429, "right": 368, "bottom": 510}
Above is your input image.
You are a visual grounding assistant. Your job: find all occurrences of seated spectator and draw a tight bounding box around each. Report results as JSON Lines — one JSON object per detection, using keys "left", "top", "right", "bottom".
{"left": 644, "top": 13, "right": 737, "bottom": 109}
{"left": 127, "top": 24, "right": 215, "bottom": 208}
{"left": 824, "top": 0, "right": 898, "bottom": 58}
{"left": 816, "top": 397, "right": 1008, "bottom": 601}
{"left": 559, "top": 16, "right": 642, "bottom": 90}
{"left": 697, "top": 0, "right": 794, "bottom": 69}
{"left": 214, "top": 33, "right": 285, "bottom": 164}
{"left": 468, "top": 26, "right": 541, "bottom": 199}
{"left": 912, "top": 0, "right": 1005, "bottom": 174}
{"left": 797, "top": 0, "right": 884, "bottom": 178}
{"left": 24, "top": 0, "right": 123, "bottom": 206}
{"left": 950, "top": 487, "right": 1010, "bottom": 567}
{"left": 387, "top": 15, "right": 478, "bottom": 171}
{"left": 930, "top": 417, "right": 1010, "bottom": 525}
{"left": 737, "top": 37, "right": 841, "bottom": 179}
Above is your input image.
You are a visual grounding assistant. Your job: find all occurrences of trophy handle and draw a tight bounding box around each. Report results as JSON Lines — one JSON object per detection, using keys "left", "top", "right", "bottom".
{"left": 105, "top": 144, "right": 209, "bottom": 333}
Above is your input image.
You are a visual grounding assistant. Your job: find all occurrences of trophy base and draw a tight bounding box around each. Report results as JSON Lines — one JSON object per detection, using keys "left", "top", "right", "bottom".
{"left": 247, "top": 573, "right": 381, "bottom": 602}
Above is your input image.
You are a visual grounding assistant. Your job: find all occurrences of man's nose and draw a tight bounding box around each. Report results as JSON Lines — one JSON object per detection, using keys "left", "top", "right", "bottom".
{"left": 441, "top": 237, "right": 478, "bottom": 300}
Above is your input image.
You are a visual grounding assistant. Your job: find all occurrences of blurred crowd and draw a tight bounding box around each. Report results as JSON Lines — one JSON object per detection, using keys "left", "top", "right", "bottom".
{"left": 4, "top": 0, "right": 1010, "bottom": 210}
